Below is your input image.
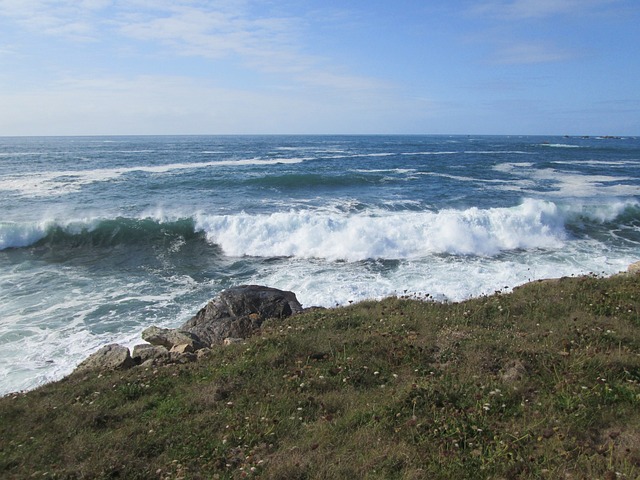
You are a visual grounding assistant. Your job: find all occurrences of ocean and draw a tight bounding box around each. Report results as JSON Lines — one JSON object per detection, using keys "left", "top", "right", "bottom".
{"left": 1, "top": 134, "right": 639, "bottom": 395}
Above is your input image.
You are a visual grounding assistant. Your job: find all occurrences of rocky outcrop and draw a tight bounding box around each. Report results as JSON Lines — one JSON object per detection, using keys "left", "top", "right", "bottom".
{"left": 180, "top": 285, "right": 303, "bottom": 346}
{"left": 628, "top": 261, "right": 640, "bottom": 274}
{"left": 74, "top": 285, "right": 302, "bottom": 373}
{"left": 75, "top": 344, "right": 136, "bottom": 372}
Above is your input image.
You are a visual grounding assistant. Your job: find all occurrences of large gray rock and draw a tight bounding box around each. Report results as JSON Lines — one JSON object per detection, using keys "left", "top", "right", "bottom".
{"left": 141, "top": 326, "right": 206, "bottom": 351}
{"left": 75, "top": 344, "right": 135, "bottom": 372}
{"left": 180, "top": 285, "right": 303, "bottom": 346}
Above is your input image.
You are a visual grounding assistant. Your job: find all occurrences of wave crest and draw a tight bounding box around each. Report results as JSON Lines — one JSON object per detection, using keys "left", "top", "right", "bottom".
{"left": 0, "top": 217, "right": 200, "bottom": 251}
{"left": 3, "top": 199, "right": 637, "bottom": 259}
{"left": 196, "top": 199, "right": 570, "bottom": 260}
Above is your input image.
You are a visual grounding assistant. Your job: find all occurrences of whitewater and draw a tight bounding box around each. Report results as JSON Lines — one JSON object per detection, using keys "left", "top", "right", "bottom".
{"left": 1, "top": 135, "right": 639, "bottom": 395}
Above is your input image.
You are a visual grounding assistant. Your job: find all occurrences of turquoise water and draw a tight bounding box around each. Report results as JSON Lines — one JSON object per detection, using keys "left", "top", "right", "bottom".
{"left": 1, "top": 135, "right": 639, "bottom": 394}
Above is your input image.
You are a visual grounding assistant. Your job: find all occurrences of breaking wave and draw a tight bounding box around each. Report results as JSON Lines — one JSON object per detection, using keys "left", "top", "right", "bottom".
{"left": 2, "top": 199, "right": 637, "bottom": 260}
{"left": 0, "top": 218, "right": 201, "bottom": 251}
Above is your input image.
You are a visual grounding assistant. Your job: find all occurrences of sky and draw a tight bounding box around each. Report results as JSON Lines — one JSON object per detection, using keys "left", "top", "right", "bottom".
{"left": 0, "top": 0, "right": 639, "bottom": 136}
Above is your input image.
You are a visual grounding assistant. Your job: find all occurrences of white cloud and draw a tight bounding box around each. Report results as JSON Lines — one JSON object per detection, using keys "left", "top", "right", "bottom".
{"left": 0, "top": 1, "right": 386, "bottom": 92}
{"left": 115, "top": 4, "right": 388, "bottom": 91}
{"left": 118, "top": 4, "right": 295, "bottom": 61}
{"left": 0, "top": 0, "right": 107, "bottom": 40}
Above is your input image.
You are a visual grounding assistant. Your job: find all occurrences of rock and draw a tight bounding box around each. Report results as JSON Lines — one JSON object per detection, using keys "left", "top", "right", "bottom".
{"left": 628, "top": 261, "right": 640, "bottom": 274}
{"left": 180, "top": 285, "right": 303, "bottom": 345}
{"left": 75, "top": 344, "right": 135, "bottom": 372}
{"left": 132, "top": 344, "right": 170, "bottom": 364}
{"left": 196, "top": 285, "right": 302, "bottom": 320}
{"left": 170, "top": 343, "right": 194, "bottom": 354}
{"left": 141, "top": 326, "right": 206, "bottom": 351}
{"left": 132, "top": 343, "right": 199, "bottom": 367}
{"left": 75, "top": 285, "right": 302, "bottom": 372}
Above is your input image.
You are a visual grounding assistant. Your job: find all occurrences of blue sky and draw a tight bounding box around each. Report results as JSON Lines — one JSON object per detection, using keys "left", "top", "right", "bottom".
{"left": 0, "top": 0, "right": 638, "bottom": 136}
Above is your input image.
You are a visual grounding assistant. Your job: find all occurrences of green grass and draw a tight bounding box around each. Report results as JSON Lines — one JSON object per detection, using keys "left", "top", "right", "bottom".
{"left": 1, "top": 273, "right": 639, "bottom": 479}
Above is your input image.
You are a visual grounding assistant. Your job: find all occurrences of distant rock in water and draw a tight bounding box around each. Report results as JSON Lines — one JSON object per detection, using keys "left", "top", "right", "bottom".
{"left": 180, "top": 285, "right": 303, "bottom": 346}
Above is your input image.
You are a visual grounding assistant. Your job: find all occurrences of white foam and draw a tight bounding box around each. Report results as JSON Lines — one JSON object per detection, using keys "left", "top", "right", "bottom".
{"left": 400, "top": 151, "right": 458, "bottom": 155}
{"left": 0, "top": 221, "right": 52, "bottom": 250}
{"left": 493, "top": 163, "right": 640, "bottom": 198}
{"left": 561, "top": 200, "right": 640, "bottom": 223}
{"left": 245, "top": 246, "right": 637, "bottom": 309}
{"left": 194, "top": 199, "right": 568, "bottom": 261}
{"left": 0, "top": 157, "right": 309, "bottom": 198}
{"left": 352, "top": 168, "right": 416, "bottom": 174}
{"left": 463, "top": 151, "right": 535, "bottom": 155}
{"left": 552, "top": 160, "right": 640, "bottom": 167}
{"left": 0, "top": 270, "right": 199, "bottom": 396}
{"left": 417, "top": 171, "right": 531, "bottom": 186}
{"left": 542, "top": 143, "right": 581, "bottom": 148}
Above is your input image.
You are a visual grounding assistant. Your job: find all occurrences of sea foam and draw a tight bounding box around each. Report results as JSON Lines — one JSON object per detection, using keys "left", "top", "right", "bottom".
{"left": 0, "top": 157, "right": 310, "bottom": 198}
{"left": 3, "top": 198, "right": 637, "bottom": 255}
{"left": 195, "top": 199, "right": 568, "bottom": 260}
{"left": 0, "top": 221, "right": 52, "bottom": 250}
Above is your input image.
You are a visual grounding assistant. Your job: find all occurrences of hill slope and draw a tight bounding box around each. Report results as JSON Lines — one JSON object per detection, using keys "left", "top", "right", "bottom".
{"left": 1, "top": 273, "right": 639, "bottom": 479}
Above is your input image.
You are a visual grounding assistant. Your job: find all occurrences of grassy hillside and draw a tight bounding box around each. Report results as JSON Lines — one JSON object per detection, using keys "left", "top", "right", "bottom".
{"left": 1, "top": 272, "right": 639, "bottom": 479}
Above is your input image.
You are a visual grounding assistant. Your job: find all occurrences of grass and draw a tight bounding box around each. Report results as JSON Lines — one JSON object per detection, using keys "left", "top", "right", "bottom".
{"left": 1, "top": 272, "right": 639, "bottom": 479}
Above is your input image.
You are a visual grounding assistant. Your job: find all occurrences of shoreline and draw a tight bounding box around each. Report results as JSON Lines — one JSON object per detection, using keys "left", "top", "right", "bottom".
{"left": 5, "top": 262, "right": 639, "bottom": 398}
{"left": 2, "top": 264, "right": 639, "bottom": 478}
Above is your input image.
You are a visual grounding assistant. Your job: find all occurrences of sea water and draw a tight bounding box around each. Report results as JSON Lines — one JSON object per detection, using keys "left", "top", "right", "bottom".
{"left": 1, "top": 135, "right": 639, "bottom": 395}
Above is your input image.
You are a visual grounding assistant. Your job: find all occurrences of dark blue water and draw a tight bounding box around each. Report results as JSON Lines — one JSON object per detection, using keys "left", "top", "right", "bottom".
{"left": 1, "top": 135, "right": 639, "bottom": 394}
